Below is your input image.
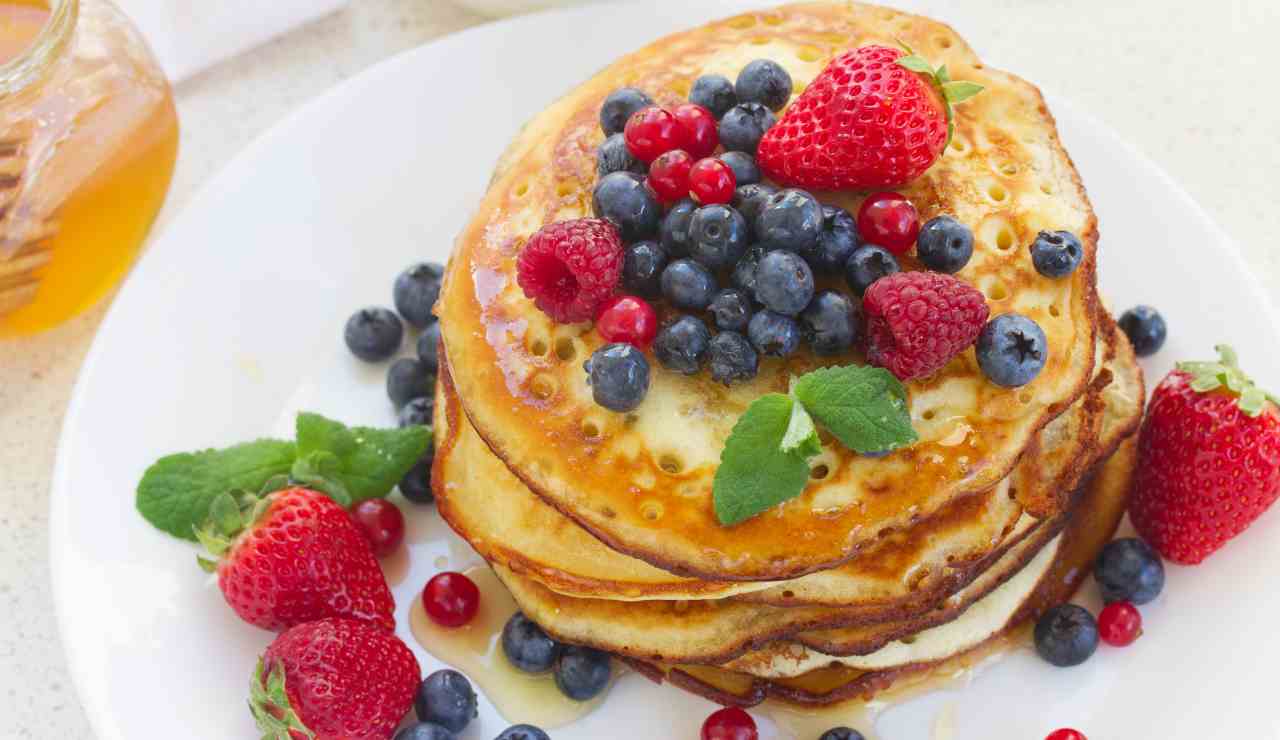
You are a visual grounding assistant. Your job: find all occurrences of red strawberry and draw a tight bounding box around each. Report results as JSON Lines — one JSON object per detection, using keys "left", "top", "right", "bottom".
{"left": 757, "top": 44, "right": 983, "bottom": 190}
{"left": 1129, "top": 346, "right": 1280, "bottom": 564}
{"left": 196, "top": 487, "right": 395, "bottom": 631}
{"left": 250, "top": 617, "right": 420, "bottom": 740}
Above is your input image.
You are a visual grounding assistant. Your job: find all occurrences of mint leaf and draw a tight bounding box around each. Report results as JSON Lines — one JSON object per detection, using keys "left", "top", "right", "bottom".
{"left": 136, "top": 439, "right": 296, "bottom": 540}
{"left": 793, "top": 366, "right": 917, "bottom": 454}
{"left": 295, "top": 412, "right": 430, "bottom": 502}
{"left": 290, "top": 451, "right": 353, "bottom": 507}
{"left": 780, "top": 398, "right": 821, "bottom": 458}
{"left": 713, "top": 394, "right": 814, "bottom": 526}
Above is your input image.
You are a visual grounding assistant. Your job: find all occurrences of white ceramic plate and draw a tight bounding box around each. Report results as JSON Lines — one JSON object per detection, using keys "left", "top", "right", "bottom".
{"left": 50, "top": 2, "right": 1280, "bottom": 738}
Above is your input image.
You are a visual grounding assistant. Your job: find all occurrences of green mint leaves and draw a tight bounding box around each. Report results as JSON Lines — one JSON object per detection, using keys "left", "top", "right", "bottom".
{"left": 894, "top": 43, "right": 985, "bottom": 148}
{"left": 136, "top": 413, "right": 430, "bottom": 540}
{"left": 713, "top": 365, "right": 916, "bottom": 526}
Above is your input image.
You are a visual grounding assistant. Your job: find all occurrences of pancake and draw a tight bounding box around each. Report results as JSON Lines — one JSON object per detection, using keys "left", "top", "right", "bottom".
{"left": 438, "top": 0, "right": 1100, "bottom": 581}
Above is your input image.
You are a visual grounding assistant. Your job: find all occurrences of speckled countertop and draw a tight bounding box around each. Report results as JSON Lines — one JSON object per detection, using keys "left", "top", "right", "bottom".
{"left": 2, "top": 0, "right": 1277, "bottom": 735}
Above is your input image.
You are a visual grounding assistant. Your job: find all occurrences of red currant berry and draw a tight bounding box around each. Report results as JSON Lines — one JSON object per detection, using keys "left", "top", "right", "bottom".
{"left": 624, "top": 106, "right": 687, "bottom": 163}
{"left": 648, "top": 150, "right": 694, "bottom": 203}
{"left": 689, "top": 157, "right": 736, "bottom": 205}
{"left": 673, "top": 103, "right": 719, "bottom": 159}
{"left": 595, "top": 294, "right": 658, "bottom": 347}
{"left": 351, "top": 499, "right": 405, "bottom": 558}
{"left": 701, "top": 706, "right": 757, "bottom": 740}
{"left": 857, "top": 191, "right": 920, "bottom": 255}
{"left": 1045, "top": 729, "right": 1087, "bottom": 740}
{"left": 422, "top": 572, "right": 480, "bottom": 628}
{"left": 1097, "top": 601, "right": 1142, "bottom": 646}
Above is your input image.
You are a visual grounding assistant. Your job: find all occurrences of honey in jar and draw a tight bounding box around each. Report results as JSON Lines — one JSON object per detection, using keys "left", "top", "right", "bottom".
{"left": 0, "top": 0, "right": 178, "bottom": 336}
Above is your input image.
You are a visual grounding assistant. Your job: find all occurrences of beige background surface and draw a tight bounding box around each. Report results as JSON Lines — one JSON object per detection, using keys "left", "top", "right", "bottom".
{"left": 2, "top": 0, "right": 1277, "bottom": 736}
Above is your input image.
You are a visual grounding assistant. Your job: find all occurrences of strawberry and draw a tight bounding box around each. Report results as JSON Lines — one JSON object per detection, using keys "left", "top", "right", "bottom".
{"left": 756, "top": 44, "right": 983, "bottom": 190}
{"left": 250, "top": 617, "right": 420, "bottom": 740}
{"left": 195, "top": 487, "right": 395, "bottom": 631}
{"left": 1129, "top": 346, "right": 1280, "bottom": 564}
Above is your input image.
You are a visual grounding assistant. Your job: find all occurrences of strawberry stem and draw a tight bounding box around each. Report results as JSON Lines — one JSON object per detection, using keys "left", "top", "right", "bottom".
{"left": 249, "top": 659, "right": 316, "bottom": 740}
{"left": 1177, "top": 344, "right": 1278, "bottom": 417}
{"left": 894, "top": 45, "right": 984, "bottom": 149}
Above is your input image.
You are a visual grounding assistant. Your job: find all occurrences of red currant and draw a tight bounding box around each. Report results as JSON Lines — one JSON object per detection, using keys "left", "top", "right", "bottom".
{"left": 1045, "top": 729, "right": 1087, "bottom": 740}
{"left": 648, "top": 150, "right": 694, "bottom": 203}
{"left": 1097, "top": 601, "right": 1142, "bottom": 646}
{"left": 701, "top": 707, "right": 757, "bottom": 740}
{"left": 422, "top": 572, "right": 480, "bottom": 628}
{"left": 857, "top": 191, "right": 920, "bottom": 255}
{"left": 673, "top": 103, "right": 719, "bottom": 159}
{"left": 689, "top": 157, "right": 736, "bottom": 205}
{"left": 595, "top": 294, "right": 658, "bottom": 348}
{"left": 624, "top": 106, "right": 687, "bottom": 163}
{"left": 351, "top": 499, "right": 405, "bottom": 558}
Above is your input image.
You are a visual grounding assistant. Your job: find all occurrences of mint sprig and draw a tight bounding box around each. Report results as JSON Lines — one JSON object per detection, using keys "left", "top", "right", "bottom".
{"left": 712, "top": 365, "right": 916, "bottom": 526}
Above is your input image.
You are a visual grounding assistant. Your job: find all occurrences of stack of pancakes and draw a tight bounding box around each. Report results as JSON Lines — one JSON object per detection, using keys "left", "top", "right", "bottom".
{"left": 433, "top": 2, "right": 1146, "bottom": 707}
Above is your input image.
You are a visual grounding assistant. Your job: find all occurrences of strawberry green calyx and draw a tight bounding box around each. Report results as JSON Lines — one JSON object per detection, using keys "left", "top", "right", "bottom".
{"left": 249, "top": 658, "right": 316, "bottom": 740}
{"left": 192, "top": 489, "right": 272, "bottom": 572}
{"left": 1178, "top": 344, "right": 1280, "bottom": 418}
{"left": 894, "top": 42, "right": 983, "bottom": 147}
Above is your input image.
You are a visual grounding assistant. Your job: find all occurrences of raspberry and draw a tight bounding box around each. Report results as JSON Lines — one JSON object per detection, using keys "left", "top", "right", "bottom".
{"left": 862, "top": 271, "right": 989, "bottom": 380}
{"left": 517, "top": 219, "right": 623, "bottom": 324}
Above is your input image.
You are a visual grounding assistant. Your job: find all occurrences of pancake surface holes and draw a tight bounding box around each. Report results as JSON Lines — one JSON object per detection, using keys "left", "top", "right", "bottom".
{"left": 1019, "top": 391, "right": 1033, "bottom": 404}
{"left": 1049, "top": 304, "right": 1061, "bottom": 318}
{"left": 796, "top": 45, "right": 823, "bottom": 63}
{"left": 750, "top": 35, "right": 771, "bottom": 45}
{"left": 950, "top": 136, "right": 970, "bottom": 154}
{"left": 1040, "top": 181, "right": 1055, "bottom": 195}
{"left": 935, "top": 35, "right": 953, "bottom": 49}
{"left": 994, "top": 159, "right": 1018, "bottom": 176}
{"left": 985, "top": 281, "right": 1009, "bottom": 302}
{"left": 811, "top": 463, "right": 830, "bottom": 480}
{"left": 726, "top": 14, "right": 756, "bottom": 29}
{"left": 761, "top": 12, "right": 784, "bottom": 25}
{"left": 555, "top": 182, "right": 575, "bottom": 198}
{"left": 640, "top": 500, "right": 665, "bottom": 522}
{"left": 528, "top": 335, "right": 549, "bottom": 357}
{"left": 658, "top": 453, "right": 684, "bottom": 475}
{"left": 581, "top": 418, "right": 602, "bottom": 440}
{"left": 530, "top": 374, "right": 557, "bottom": 400}
{"left": 986, "top": 182, "right": 1009, "bottom": 204}
{"left": 554, "top": 336, "right": 577, "bottom": 362}
{"left": 900, "top": 635, "right": 918, "bottom": 645}
{"left": 514, "top": 182, "right": 530, "bottom": 198}
{"left": 995, "top": 227, "right": 1014, "bottom": 251}
{"left": 922, "top": 409, "right": 937, "bottom": 421}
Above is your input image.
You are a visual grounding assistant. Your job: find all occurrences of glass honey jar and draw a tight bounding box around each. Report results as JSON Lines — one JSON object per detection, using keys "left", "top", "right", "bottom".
{"left": 0, "top": 0, "right": 178, "bottom": 336}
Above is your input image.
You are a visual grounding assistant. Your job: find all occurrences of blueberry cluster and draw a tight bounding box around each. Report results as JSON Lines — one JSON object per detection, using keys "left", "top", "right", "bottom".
{"left": 502, "top": 611, "right": 612, "bottom": 702}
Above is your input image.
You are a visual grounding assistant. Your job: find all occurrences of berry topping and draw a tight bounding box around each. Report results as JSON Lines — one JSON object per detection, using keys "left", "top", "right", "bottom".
{"left": 659, "top": 197, "right": 697, "bottom": 258}
{"left": 661, "top": 258, "right": 718, "bottom": 311}
{"left": 708, "top": 331, "right": 759, "bottom": 385}
{"left": 394, "top": 262, "right": 445, "bottom": 328}
{"left": 600, "top": 87, "right": 653, "bottom": 136}
{"left": 395, "top": 723, "right": 456, "bottom": 740}
{"left": 345, "top": 307, "right": 403, "bottom": 362}
{"left": 654, "top": 315, "right": 712, "bottom": 375}
{"left": 351, "top": 499, "right": 406, "bottom": 558}
{"left": 758, "top": 188, "right": 823, "bottom": 253}
{"left": 1094, "top": 537, "right": 1164, "bottom": 605}
{"left": 517, "top": 217, "right": 625, "bottom": 324}
{"left": 733, "top": 183, "right": 777, "bottom": 234}
{"left": 844, "top": 244, "right": 901, "bottom": 296}
{"left": 1030, "top": 230, "right": 1084, "bottom": 278}
{"left": 1045, "top": 730, "right": 1087, "bottom": 740}
{"left": 398, "top": 396, "right": 433, "bottom": 428}
{"left": 673, "top": 103, "right": 720, "bottom": 159}
{"left": 863, "top": 272, "right": 989, "bottom": 380}
{"left": 622, "top": 240, "right": 668, "bottom": 298}
{"left": 596, "top": 132, "right": 645, "bottom": 178}
{"left": 736, "top": 59, "right": 793, "bottom": 111}
{"left": 592, "top": 171, "right": 661, "bottom": 242}
{"left": 719, "top": 102, "right": 776, "bottom": 153}
{"left": 856, "top": 192, "right": 919, "bottom": 255}
{"left": 584, "top": 343, "right": 650, "bottom": 412}
{"left": 496, "top": 725, "right": 551, "bottom": 740}
{"left": 1097, "top": 601, "right": 1143, "bottom": 647}
{"left": 415, "top": 669, "right": 477, "bottom": 733}
{"left": 976, "top": 313, "right": 1048, "bottom": 387}
{"left": 387, "top": 357, "right": 435, "bottom": 409}
{"left": 648, "top": 149, "right": 694, "bottom": 203}
{"left": 688, "top": 204, "right": 749, "bottom": 269}
{"left": 595, "top": 294, "right": 658, "bottom": 348}
{"left": 1034, "top": 603, "right": 1099, "bottom": 667}
{"left": 1129, "top": 346, "right": 1280, "bottom": 564}
{"left": 754, "top": 249, "right": 815, "bottom": 316}
{"left": 689, "top": 157, "right": 737, "bottom": 205}
{"left": 422, "top": 572, "right": 481, "bottom": 628}
{"left": 708, "top": 288, "right": 754, "bottom": 332}
{"left": 417, "top": 321, "right": 442, "bottom": 373}
{"left": 702, "top": 706, "right": 758, "bottom": 740}
{"left": 819, "top": 729, "right": 866, "bottom": 740}
{"left": 398, "top": 457, "right": 434, "bottom": 505}
{"left": 801, "top": 290, "right": 859, "bottom": 355}
{"left": 1118, "top": 305, "right": 1167, "bottom": 357}
{"left": 801, "top": 205, "right": 860, "bottom": 273}
{"left": 690, "top": 74, "right": 738, "bottom": 118}
{"left": 748, "top": 310, "right": 802, "bottom": 358}
{"left": 731, "top": 244, "right": 767, "bottom": 296}
{"left": 718, "top": 151, "right": 761, "bottom": 185}
{"left": 916, "top": 215, "right": 974, "bottom": 274}
{"left": 501, "top": 612, "right": 561, "bottom": 674}
{"left": 554, "top": 645, "right": 612, "bottom": 701}
{"left": 624, "top": 106, "right": 688, "bottom": 163}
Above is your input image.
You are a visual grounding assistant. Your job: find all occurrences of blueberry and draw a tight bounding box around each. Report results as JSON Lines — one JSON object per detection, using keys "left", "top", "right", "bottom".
{"left": 801, "top": 290, "right": 858, "bottom": 355}
{"left": 387, "top": 357, "right": 435, "bottom": 408}
{"left": 622, "top": 240, "right": 668, "bottom": 298}
{"left": 976, "top": 314, "right": 1048, "bottom": 387}
{"left": 597, "top": 133, "right": 645, "bottom": 178}
{"left": 398, "top": 456, "right": 434, "bottom": 504}
{"left": 735, "top": 59, "right": 793, "bottom": 111}
{"left": 393, "top": 723, "right": 456, "bottom": 740}
{"left": 584, "top": 344, "right": 649, "bottom": 412}
{"left": 653, "top": 315, "right": 712, "bottom": 375}
{"left": 757, "top": 188, "right": 823, "bottom": 253}
{"left": 398, "top": 396, "right": 434, "bottom": 427}
{"left": 819, "top": 729, "right": 867, "bottom": 740}
{"left": 345, "top": 307, "right": 403, "bottom": 362}
{"left": 600, "top": 87, "right": 653, "bottom": 136}
{"left": 1094, "top": 537, "right": 1165, "bottom": 605}
{"left": 1117, "top": 306, "right": 1167, "bottom": 357}
{"left": 800, "top": 205, "right": 859, "bottom": 273}
{"left": 495, "top": 726, "right": 551, "bottom": 740}
{"left": 688, "top": 204, "right": 749, "bottom": 270}
{"left": 1033, "top": 604, "right": 1098, "bottom": 667}
{"left": 708, "top": 331, "right": 759, "bottom": 385}
{"left": 749, "top": 310, "right": 802, "bottom": 358}
{"left": 1030, "top": 230, "right": 1084, "bottom": 278}
{"left": 753, "top": 249, "right": 814, "bottom": 316}
{"left": 394, "top": 263, "right": 444, "bottom": 328}
{"left": 718, "top": 151, "right": 760, "bottom": 185}
{"left": 659, "top": 198, "right": 697, "bottom": 258}
{"left": 689, "top": 74, "right": 737, "bottom": 118}
{"left": 733, "top": 183, "right": 778, "bottom": 235}
{"left": 593, "top": 171, "right": 660, "bottom": 242}
{"left": 719, "top": 102, "right": 776, "bottom": 153}
{"left": 661, "top": 259, "right": 717, "bottom": 311}
{"left": 844, "top": 244, "right": 900, "bottom": 296}
{"left": 916, "top": 215, "right": 974, "bottom": 274}
{"left": 554, "top": 645, "right": 612, "bottom": 701}
{"left": 414, "top": 669, "right": 478, "bottom": 733}
{"left": 731, "top": 245, "right": 766, "bottom": 297}
{"left": 417, "top": 321, "right": 442, "bottom": 373}
{"left": 502, "top": 612, "right": 561, "bottom": 673}
{"left": 708, "top": 288, "right": 754, "bottom": 332}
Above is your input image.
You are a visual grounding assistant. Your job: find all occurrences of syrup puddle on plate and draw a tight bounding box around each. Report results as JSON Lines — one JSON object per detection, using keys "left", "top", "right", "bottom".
{"left": 408, "top": 566, "right": 615, "bottom": 730}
